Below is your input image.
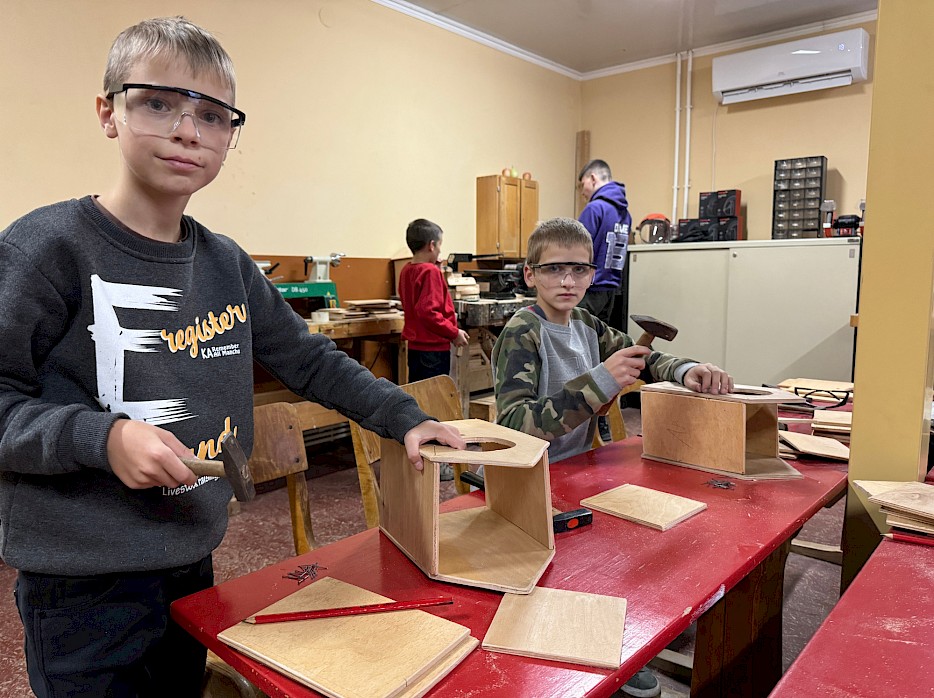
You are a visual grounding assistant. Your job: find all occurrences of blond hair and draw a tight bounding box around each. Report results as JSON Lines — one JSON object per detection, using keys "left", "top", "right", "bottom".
{"left": 104, "top": 17, "right": 237, "bottom": 100}
{"left": 525, "top": 218, "right": 593, "bottom": 265}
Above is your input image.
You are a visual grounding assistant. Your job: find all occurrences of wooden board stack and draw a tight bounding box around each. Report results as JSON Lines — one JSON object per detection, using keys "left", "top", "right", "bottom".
{"left": 446, "top": 273, "right": 481, "bottom": 300}
{"left": 219, "top": 576, "right": 477, "bottom": 698}
{"left": 855, "top": 480, "right": 934, "bottom": 539}
{"left": 340, "top": 299, "right": 404, "bottom": 320}
{"left": 811, "top": 409, "right": 852, "bottom": 444}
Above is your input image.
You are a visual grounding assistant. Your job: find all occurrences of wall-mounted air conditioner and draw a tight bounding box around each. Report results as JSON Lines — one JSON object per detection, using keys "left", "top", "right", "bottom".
{"left": 712, "top": 28, "right": 869, "bottom": 105}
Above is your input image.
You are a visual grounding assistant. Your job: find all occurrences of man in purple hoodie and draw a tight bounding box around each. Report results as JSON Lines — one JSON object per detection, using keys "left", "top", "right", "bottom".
{"left": 578, "top": 161, "right": 661, "bottom": 697}
{"left": 577, "top": 159, "right": 631, "bottom": 324}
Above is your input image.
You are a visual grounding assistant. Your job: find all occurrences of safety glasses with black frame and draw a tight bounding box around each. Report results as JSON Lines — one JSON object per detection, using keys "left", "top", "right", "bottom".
{"left": 106, "top": 83, "right": 246, "bottom": 151}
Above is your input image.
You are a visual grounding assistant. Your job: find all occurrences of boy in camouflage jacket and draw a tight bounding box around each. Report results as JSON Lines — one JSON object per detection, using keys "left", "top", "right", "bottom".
{"left": 493, "top": 217, "right": 733, "bottom": 464}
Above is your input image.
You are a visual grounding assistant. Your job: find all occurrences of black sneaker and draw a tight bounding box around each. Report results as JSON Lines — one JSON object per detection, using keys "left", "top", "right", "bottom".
{"left": 621, "top": 667, "right": 660, "bottom": 697}
{"left": 597, "top": 416, "right": 612, "bottom": 443}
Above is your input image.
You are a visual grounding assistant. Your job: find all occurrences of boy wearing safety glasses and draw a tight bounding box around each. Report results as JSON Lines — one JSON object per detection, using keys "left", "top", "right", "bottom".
{"left": 0, "top": 17, "right": 463, "bottom": 696}
{"left": 492, "top": 217, "right": 732, "bottom": 697}
{"left": 493, "top": 217, "right": 733, "bottom": 464}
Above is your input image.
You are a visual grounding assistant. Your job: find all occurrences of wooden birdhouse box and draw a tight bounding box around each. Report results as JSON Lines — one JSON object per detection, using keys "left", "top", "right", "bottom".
{"left": 379, "top": 419, "right": 554, "bottom": 594}
{"left": 640, "top": 382, "right": 804, "bottom": 480}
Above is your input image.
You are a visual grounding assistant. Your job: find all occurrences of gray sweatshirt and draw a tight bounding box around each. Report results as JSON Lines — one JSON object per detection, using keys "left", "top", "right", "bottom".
{"left": 0, "top": 197, "right": 429, "bottom": 575}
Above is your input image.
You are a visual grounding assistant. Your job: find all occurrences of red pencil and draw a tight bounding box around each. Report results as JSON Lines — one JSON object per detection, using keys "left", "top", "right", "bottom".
{"left": 243, "top": 596, "right": 454, "bottom": 624}
{"left": 883, "top": 532, "right": 934, "bottom": 547}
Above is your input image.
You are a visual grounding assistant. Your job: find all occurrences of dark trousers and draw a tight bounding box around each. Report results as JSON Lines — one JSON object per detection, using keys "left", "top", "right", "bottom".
{"left": 578, "top": 289, "right": 616, "bottom": 324}
{"left": 407, "top": 349, "right": 451, "bottom": 383}
{"left": 15, "top": 555, "right": 213, "bottom": 698}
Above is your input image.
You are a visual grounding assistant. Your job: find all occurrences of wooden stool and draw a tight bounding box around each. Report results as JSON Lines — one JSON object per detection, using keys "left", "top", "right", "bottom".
{"left": 640, "top": 382, "right": 803, "bottom": 479}
{"left": 379, "top": 419, "right": 554, "bottom": 594}
{"left": 468, "top": 394, "right": 497, "bottom": 422}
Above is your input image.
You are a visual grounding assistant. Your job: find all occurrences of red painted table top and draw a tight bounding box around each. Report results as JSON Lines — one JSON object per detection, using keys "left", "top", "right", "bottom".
{"left": 172, "top": 438, "right": 847, "bottom": 698}
{"left": 770, "top": 539, "right": 934, "bottom": 697}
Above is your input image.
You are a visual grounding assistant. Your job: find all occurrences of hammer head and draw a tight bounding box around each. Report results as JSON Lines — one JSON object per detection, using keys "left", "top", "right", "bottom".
{"left": 630, "top": 314, "right": 679, "bottom": 343}
{"left": 219, "top": 433, "right": 256, "bottom": 502}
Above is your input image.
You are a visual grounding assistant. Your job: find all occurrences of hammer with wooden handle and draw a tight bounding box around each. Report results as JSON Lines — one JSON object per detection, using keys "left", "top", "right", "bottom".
{"left": 630, "top": 314, "right": 679, "bottom": 348}
{"left": 182, "top": 432, "right": 255, "bottom": 502}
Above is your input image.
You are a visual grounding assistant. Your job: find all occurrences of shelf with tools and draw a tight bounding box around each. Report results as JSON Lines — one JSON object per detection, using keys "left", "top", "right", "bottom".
{"left": 772, "top": 156, "right": 827, "bottom": 239}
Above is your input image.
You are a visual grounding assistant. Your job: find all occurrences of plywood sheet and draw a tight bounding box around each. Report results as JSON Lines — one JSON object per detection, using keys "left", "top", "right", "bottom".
{"left": 777, "top": 378, "right": 854, "bottom": 396}
{"left": 852, "top": 480, "right": 913, "bottom": 498}
{"left": 481, "top": 586, "right": 627, "bottom": 669}
{"left": 869, "top": 482, "right": 934, "bottom": 520}
{"left": 813, "top": 410, "right": 852, "bottom": 426}
{"left": 419, "top": 419, "right": 548, "bottom": 467}
{"left": 778, "top": 431, "right": 850, "bottom": 461}
{"left": 641, "top": 391, "right": 747, "bottom": 474}
{"left": 436, "top": 507, "right": 553, "bottom": 594}
{"left": 886, "top": 514, "right": 934, "bottom": 535}
{"left": 580, "top": 484, "right": 706, "bottom": 531}
{"left": 642, "top": 381, "right": 801, "bottom": 404}
{"left": 219, "top": 577, "right": 473, "bottom": 698}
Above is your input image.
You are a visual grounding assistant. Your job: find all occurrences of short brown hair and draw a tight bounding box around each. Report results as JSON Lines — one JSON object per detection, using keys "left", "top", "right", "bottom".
{"left": 525, "top": 218, "right": 593, "bottom": 265}
{"left": 405, "top": 218, "right": 443, "bottom": 253}
{"left": 104, "top": 17, "right": 237, "bottom": 99}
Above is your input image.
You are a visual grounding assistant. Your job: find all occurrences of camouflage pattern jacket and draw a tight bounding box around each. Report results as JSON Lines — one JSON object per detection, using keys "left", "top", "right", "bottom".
{"left": 492, "top": 305, "right": 695, "bottom": 463}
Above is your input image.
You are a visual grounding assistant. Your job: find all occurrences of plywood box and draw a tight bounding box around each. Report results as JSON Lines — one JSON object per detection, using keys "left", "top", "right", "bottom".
{"left": 379, "top": 419, "right": 554, "bottom": 594}
{"left": 641, "top": 382, "right": 803, "bottom": 479}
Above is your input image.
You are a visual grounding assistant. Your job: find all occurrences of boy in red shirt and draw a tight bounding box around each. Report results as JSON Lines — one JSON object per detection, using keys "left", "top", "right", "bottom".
{"left": 399, "top": 219, "right": 469, "bottom": 382}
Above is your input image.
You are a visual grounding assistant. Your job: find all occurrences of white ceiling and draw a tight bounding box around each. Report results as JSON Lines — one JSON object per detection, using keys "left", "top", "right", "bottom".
{"left": 380, "top": 0, "right": 877, "bottom": 76}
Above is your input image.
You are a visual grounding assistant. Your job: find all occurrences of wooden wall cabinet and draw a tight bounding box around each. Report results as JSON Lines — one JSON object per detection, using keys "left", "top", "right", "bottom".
{"left": 476, "top": 175, "right": 539, "bottom": 257}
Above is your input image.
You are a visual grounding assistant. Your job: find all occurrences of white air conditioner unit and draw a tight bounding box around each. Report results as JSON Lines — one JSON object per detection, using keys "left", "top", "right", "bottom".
{"left": 712, "top": 28, "right": 869, "bottom": 105}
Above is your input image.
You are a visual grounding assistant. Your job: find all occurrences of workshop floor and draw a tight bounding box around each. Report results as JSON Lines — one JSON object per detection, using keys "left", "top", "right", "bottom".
{"left": 0, "top": 411, "right": 845, "bottom": 697}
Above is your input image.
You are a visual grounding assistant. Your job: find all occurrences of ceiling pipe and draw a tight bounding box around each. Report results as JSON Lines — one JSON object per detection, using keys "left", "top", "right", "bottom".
{"left": 681, "top": 50, "right": 694, "bottom": 220}
{"left": 671, "top": 52, "right": 683, "bottom": 225}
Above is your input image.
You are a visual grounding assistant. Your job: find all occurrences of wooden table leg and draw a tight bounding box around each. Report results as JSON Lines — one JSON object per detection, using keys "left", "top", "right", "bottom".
{"left": 692, "top": 538, "right": 791, "bottom": 698}
{"left": 449, "top": 344, "right": 471, "bottom": 418}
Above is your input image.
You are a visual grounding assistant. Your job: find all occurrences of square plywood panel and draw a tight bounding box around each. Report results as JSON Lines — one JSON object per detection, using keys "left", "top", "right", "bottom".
{"left": 218, "top": 577, "right": 476, "bottom": 698}
{"left": 581, "top": 484, "right": 706, "bottom": 531}
{"left": 482, "top": 586, "right": 627, "bottom": 669}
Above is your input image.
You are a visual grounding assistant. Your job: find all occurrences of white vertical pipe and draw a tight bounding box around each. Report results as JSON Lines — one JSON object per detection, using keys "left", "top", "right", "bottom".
{"left": 681, "top": 51, "right": 694, "bottom": 219}
{"left": 671, "top": 52, "right": 682, "bottom": 224}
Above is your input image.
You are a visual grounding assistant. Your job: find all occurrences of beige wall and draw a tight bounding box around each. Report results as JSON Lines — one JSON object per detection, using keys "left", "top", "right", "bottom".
{"left": 0, "top": 0, "right": 580, "bottom": 258}
{"left": 2, "top": 3, "right": 877, "bottom": 255}
{"left": 582, "top": 21, "right": 875, "bottom": 240}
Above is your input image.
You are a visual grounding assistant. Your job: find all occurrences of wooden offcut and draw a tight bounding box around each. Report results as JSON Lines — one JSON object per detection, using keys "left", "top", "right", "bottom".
{"left": 641, "top": 382, "right": 801, "bottom": 479}
{"left": 852, "top": 480, "right": 911, "bottom": 498}
{"left": 482, "top": 586, "right": 626, "bottom": 669}
{"left": 581, "top": 484, "right": 706, "bottom": 531}
{"left": 886, "top": 513, "right": 934, "bottom": 535}
{"left": 380, "top": 419, "right": 554, "bottom": 594}
{"left": 218, "top": 577, "right": 476, "bottom": 698}
{"left": 869, "top": 481, "right": 934, "bottom": 519}
{"left": 778, "top": 431, "right": 850, "bottom": 461}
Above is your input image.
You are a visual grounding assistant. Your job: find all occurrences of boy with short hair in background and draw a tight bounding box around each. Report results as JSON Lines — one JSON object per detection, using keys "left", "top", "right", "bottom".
{"left": 0, "top": 17, "right": 463, "bottom": 696}
{"left": 399, "top": 218, "right": 469, "bottom": 382}
{"left": 492, "top": 217, "right": 732, "bottom": 697}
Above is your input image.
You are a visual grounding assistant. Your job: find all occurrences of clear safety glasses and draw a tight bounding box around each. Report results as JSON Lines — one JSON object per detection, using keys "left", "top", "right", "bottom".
{"left": 529, "top": 262, "right": 597, "bottom": 285}
{"left": 107, "top": 83, "right": 246, "bottom": 151}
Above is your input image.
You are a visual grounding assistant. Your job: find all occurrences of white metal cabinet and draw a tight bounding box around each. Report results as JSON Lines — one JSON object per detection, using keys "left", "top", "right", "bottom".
{"left": 628, "top": 238, "right": 860, "bottom": 385}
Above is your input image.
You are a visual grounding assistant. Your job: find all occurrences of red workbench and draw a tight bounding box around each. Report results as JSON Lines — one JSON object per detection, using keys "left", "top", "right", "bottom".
{"left": 172, "top": 438, "right": 847, "bottom": 698}
{"left": 770, "top": 538, "right": 934, "bottom": 697}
